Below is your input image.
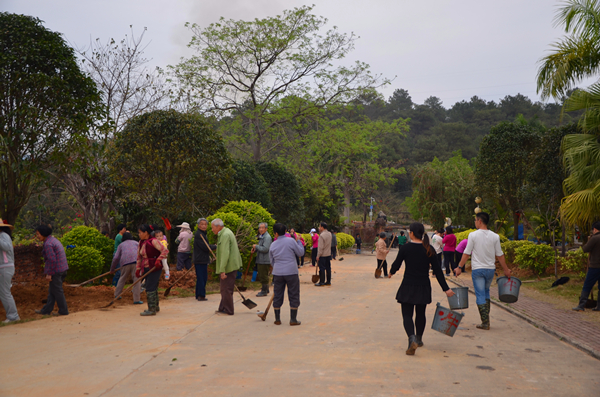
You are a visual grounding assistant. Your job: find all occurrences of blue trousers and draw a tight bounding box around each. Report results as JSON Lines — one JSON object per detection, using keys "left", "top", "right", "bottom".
{"left": 195, "top": 263, "right": 208, "bottom": 299}
{"left": 582, "top": 267, "right": 600, "bottom": 294}
{"left": 472, "top": 268, "right": 495, "bottom": 305}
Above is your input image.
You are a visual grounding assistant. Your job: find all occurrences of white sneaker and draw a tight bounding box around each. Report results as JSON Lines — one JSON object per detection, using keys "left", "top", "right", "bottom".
{"left": 2, "top": 317, "right": 20, "bottom": 324}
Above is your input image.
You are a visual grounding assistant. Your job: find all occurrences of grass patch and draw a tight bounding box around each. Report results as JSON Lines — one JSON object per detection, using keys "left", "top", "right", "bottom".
{"left": 519, "top": 273, "right": 586, "bottom": 302}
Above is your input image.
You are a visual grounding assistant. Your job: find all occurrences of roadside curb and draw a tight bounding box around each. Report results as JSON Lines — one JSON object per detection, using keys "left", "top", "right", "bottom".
{"left": 446, "top": 278, "right": 600, "bottom": 361}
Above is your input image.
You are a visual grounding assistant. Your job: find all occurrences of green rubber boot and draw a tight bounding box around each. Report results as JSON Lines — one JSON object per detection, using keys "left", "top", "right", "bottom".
{"left": 476, "top": 303, "right": 490, "bottom": 330}
{"left": 140, "top": 291, "right": 157, "bottom": 316}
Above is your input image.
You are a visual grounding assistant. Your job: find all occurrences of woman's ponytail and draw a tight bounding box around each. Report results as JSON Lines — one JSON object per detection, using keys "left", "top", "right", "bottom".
{"left": 409, "top": 222, "right": 434, "bottom": 257}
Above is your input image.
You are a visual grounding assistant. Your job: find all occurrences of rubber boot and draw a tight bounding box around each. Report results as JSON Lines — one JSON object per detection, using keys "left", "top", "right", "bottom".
{"left": 572, "top": 290, "right": 588, "bottom": 311}
{"left": 476, "top": 303, "right": 490, "bottom": 330}
{"left": 594, "top": 298, "right": 600, "bottom": 312}
{"left": 274, "top": 308, "right": 281, "bottom": 325}
{"left": 155, "top": 292, "right": 160, "bottom": 312}
{"left": 406, "top": 335, "right": 418, "bottom": 355}
{"left": 257, "top": 285, "right": 269, "bottom": 297}
{"left": 140, "top": 291, "right": 157, "bottom": 316}
{"left": 416, "top": 335, "right": 424, "bottom": 347}
{"left": 290, "top": 308, "right": 301, "bottom": 326}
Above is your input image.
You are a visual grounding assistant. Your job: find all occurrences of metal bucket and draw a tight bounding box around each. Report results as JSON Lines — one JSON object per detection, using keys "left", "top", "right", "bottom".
{"left": 447, "top": 287, "right": 469, "bottom": 310}
{"left": 497, "top": 276, "right": 521, "bottom": 303}
{"left": 431, "top": 302, "right": 464, "bottom": 337}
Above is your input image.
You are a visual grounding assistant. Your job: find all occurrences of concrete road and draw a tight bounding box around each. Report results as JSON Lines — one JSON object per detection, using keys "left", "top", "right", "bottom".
{"left": 1, "top": 250, "right": 599, "bottom": 397}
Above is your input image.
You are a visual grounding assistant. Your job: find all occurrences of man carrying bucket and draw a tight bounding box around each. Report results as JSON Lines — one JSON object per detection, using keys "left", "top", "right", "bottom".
{"left": 455, "top": 212, "right": 511, "bottom": 330}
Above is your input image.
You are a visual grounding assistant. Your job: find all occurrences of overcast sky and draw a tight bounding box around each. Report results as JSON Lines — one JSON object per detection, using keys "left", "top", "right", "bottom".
{"left": 2, "top": 0, "right": 586, "bottom": 107}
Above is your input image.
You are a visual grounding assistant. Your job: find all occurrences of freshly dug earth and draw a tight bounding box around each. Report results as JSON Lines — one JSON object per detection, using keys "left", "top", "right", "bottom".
{"left": 0, "top": 270, "right": 260, "bottom": 323}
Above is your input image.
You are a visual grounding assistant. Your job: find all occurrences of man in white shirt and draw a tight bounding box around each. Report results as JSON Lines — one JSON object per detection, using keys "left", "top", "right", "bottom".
{"left": 431, "top": 229, "right": 444, "bottom": 272}
{"left": 455, "top": 212, "right": 511, "bottom": 330}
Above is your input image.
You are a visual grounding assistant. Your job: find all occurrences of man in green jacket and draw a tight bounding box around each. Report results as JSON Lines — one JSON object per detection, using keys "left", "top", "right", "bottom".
{"left": 212, "top": 218, "right": 242, "bottom": 315}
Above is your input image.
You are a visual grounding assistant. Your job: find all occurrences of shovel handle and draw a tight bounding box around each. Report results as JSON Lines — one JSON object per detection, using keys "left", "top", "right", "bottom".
{"left": 102, "top": 267, "right": 157, "bottom": 308}
{"left": 199, "top": 234, "right": 217, "bottom": 261}
{"left": 68, "top": 270, "right": 115, "bottom": 287}
{"left": 259, "top": 293, "right": 275, "bottom": 321}
{"left": 164, "top": 265, "right": 195, "bottom": 297}
{"left": 241, "top": 252, "right": 255, "bottom": 284}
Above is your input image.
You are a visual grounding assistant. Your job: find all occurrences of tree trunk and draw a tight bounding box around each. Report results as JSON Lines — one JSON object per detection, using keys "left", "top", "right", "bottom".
{"left": 561, "top": 222, "right": 566, "bottom": 257}
{"left": 513, "top": 211, "right": 519, "bottom": 241}
{"left": 343, "top": 189, "right": 350, "bottom": 224}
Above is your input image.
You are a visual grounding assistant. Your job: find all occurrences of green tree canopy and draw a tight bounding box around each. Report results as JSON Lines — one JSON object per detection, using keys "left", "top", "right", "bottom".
{"left": 475, "top": 121, "right": 541, "bottom": 240}
{"left": 110, "top": 109, "right": 232, "bottom": 222}
{"left": 170, "top": 5, "right": 388, "bottom": 161}
{"left": 0, "top": 13, "right": 101, "bottom": 224}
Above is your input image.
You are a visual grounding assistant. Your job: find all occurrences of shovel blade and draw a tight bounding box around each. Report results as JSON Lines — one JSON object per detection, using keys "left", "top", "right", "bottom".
{"left": 242, "top": 299, "right": 258, "bottom": 310}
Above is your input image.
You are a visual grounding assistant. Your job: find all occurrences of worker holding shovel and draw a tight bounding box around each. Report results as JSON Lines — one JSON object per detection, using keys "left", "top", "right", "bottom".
{"left": 269, "top": 223, "right": 306, "bottom": 325}
{"left": 135, "top": 225, "right": 169, "bottom": 316}
{"left": 212, "top": 218, "right": 243, "bottom": 316}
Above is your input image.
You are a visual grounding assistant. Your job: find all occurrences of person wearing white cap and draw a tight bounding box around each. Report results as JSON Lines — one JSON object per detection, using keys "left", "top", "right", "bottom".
{"left": 175, "top": 222, "right": 193, "bottom": 271}
{"left": 310, "top": 228, "right": 319, "bottom": 267}
{"left": 0, "top": 221, "right": 20, "bottom": 323}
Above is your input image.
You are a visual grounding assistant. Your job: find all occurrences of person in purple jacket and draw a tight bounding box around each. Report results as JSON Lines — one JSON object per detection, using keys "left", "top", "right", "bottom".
{"left": 269, "top": 223, "right": 306, "bottom": 326}
{"left": 111, "top": 232, "right": 143, "bottom": 304}
{"left": 34, "top": 225, "right": 69, "bottom": 316}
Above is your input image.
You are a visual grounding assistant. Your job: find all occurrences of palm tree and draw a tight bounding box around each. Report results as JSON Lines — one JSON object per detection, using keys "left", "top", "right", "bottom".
{"left": 537, "top": 0, "right": 600, "bottom": 227}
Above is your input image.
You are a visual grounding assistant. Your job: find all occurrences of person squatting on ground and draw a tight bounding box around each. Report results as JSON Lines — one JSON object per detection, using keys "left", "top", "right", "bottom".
{"left": 0, "top": 221, "right": 20, "bottom": 323}
{"left": 331, "top": 230, "right": 338, "bottom": 260}
{"left": 310, "top": 228, "right": 319, "bottom": 266}
{"left": 136, "top": 224, "right": 169, "bottom": 316}
{"left": 212, "top": 219, "right": 242, "bottom": 315}
{"left": 193, "top": 218, "right": 216, "bottom": 302}
{"left": 375, "top": 232, "right": 390, "bottom": 277}
{"left": 112, "top": 223, "right": 127, "bottom": 286}
{"left": 152, "top": 228, "right": 170, "bottom": 280}
{"left": 315, "top": 222, "right": 332, "bottom": 287}
{"left": 455, "top": 212, "right": 511, "bottom": 330}
{"left": 388, "top": 222, "right": 454, "bottom": 355}
{"left": 269, "top": 223, "right": 305, "bottom": 326}
{"left": 573, "top": 221, "right": 600, "bottom": 311}
{"left": 175, "top": 222, "right": 193, "bottom": 271}
{"left": 442, "top": 226, "right": 457, "bottom": 276}
{"left": 111, "top": 232, "right": 143, "bottom": 305}
{"left": 35, "top": 225, "right": 69, "bottom": 316}
{"left": 253, "top": 222, "right": 272, "bottom": 297}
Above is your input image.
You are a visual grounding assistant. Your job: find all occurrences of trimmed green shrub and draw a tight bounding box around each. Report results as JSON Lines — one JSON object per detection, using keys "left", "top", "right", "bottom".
{"left": 514, "top": 243, "right": 554, "bottom": 276}
{"left": 337, "top": 232, "right": 355, "bottom": 250}
{"left": 64, "top": 246, "right": 104, "bottom": 283}
{"left": 561, "top": 248, "right": 588, "bottom": 279}
{"left": 61, "top": 226, "right": 113, "bottom": 271}
{"left": 454, "top": 229, "right": 476, "bottom": 243}
{"left": 216, "top": 200, "right": 275, "bottom": 236}
{"left": 501, "top": 240, "right": 534, "bottom": 264}
{"left": 302, "top": 233, "right": 314, "bottom": 255}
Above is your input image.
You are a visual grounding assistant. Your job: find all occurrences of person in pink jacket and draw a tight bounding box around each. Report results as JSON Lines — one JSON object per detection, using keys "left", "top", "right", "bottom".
{"left": 442, "top": 227, "right": 457, "bottom": 276}
{"left": 310, "top": 228, "right": 319, "bottom": 267}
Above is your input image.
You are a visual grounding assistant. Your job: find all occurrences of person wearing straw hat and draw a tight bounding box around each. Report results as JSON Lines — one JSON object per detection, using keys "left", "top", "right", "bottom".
{"left": 34, "top": 224, "right": 69, "bottom": 316}
{"left": 388, "top": 222, "right": 454, "bottom": 355}
{"left": 212, "top": 219, "right": 242, "bottom": 315}
{"left": 175, "top": 222, "right": 193, "bottom": 271}
{"left": 0, "top": 221, "right": 20, "bottom": 323}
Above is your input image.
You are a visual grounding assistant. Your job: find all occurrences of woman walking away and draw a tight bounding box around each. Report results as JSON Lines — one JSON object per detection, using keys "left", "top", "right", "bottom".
{"left": 389, "top": 222, "right": 454, "bottom": 355}
{"left": 0, "top": 222, "right": 19, "bottom": 323}
{"left": 442, "top": 227, "right": 457, "bottom": 276}
{"left": 111, "top": 232, "right": 143, "bottom": 305}
{"left": 136, "top": 225, "right": 168, "bottom": 316}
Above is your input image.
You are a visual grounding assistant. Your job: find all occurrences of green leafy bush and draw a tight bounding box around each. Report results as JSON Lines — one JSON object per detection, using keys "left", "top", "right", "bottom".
{"left": 561, "top": 248, "right": 588, "bottom": 278}
{"left": 501, "top": 240, "right": 534, "bottom": 264}
{"left": 302, "top": 233, "right": 314, "bottom": 255}
{"left": 454, "top": 229, "right": 476, "bottom": 243}
{"left": 64, "top": 246, "right": 104, "bottom": 283}
{"left": 216, "top": 200, "right": 275, "bottom": 236}
{"left": 61, "top": 226, "right": 114, "bottom": 271}
{"left": 514, "top": 244, "right": 554, "bottom": 276}
{"left": 336, "top": 232, "right": 355, "bottom": 250}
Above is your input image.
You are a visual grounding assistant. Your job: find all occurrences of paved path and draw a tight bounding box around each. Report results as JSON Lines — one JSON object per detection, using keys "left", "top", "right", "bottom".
{"left": 1, "top": 250, "right": 599, "bottom": 396}
{"left": 448, "top": 272, "right": 600, "bottom": 359}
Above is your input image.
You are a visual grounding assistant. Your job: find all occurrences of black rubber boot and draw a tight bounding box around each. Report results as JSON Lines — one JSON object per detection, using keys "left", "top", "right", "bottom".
{"left": 594, "top": 299, "right": 600, "bottom": 312}
{"left": 257, "top": 285, "right": 269, "bottom": 297}
{"left": 140, "top": 291, "right": 157, "bottom": 316}
{"left": 406, "top": 335, "right": 418, "bottom": 355}
{"left": 290, "top": 308, "right": 301, "bottom": 326}
{"left": 274, "top": 308, "right": 281, "bottom": 325}
{"left": 416, "top": 335, "right": 424, "bottom": 347}
{"left": 572, "top": 290, "right": 589, "bottom": 311}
